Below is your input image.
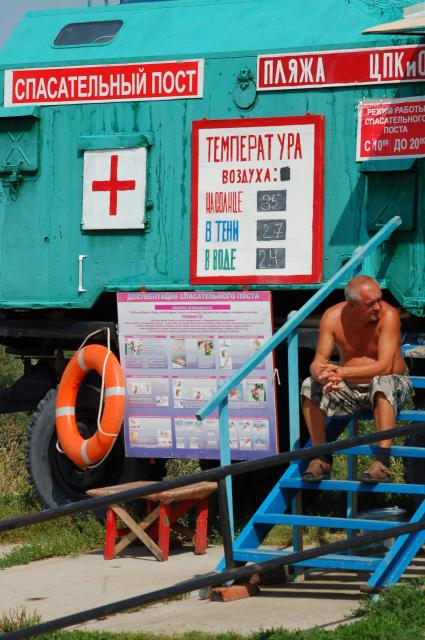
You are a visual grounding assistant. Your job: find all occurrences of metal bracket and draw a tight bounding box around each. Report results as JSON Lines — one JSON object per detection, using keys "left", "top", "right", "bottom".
{"left": 144, "top": 199, "right": 154, "bottom": 231}
{"left": 237, "top": 66, "right": 254, "bottom": 90}
{"left": 233, "top": 67, "right": 257, "bottom": 110}
{"left": 1, "top": 161, "right": 24, "bottom": 200}
{"left": 78, "top": 255, "right": 87, "bottom": 293}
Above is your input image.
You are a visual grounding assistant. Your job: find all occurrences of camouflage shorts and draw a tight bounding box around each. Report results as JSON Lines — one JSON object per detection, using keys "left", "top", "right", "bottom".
{"left": 300, "top": 374, "right": 412, "bottom": 417}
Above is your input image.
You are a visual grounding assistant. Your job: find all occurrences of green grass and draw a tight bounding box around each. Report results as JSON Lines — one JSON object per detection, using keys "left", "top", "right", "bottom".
{"left": 0, "top": 446, "right": 208, "bottom": 567}
{"left": 0, "top": 606, "right": 42, "bottom": 633}
{"left": 2, "top": 581, "right": 425, "bottom": 640}
{"left": 0, "top": 468, "right": 104, "bottom": 568}
{"left": 0, "top": 412, "right": 31, "bottom": 498}
{"left": 0, "top": 346, "right": 106, "bottom": 566}
{"left": 0, "top": 514, "right": 104, "bottom": 569}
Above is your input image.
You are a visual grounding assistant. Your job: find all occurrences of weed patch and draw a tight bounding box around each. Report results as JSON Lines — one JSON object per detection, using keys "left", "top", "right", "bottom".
{"left": 0, "top": 413, "right": 30, "bottom": 497}
{"left": 0, "top": 606, "right": 42, "bottom": 633}
{"left": 0, "top": 515, "right": 104, "bottom": 568}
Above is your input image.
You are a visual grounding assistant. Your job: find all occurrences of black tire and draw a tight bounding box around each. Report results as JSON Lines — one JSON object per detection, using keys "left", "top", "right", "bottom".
{"left": 27, "top": 387, "right": 165, "bottom": 509}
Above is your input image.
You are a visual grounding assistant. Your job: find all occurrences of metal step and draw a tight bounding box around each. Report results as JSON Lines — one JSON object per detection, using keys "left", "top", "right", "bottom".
{"left": 253, "top": 513, "right": 403, "bottom": 530}
{"left": 337, "top": 445, "right": 425, "bottom": 458}
{"left": 331, "top": 409, "right": 425, "bottom": 422}
{"left": 407, "top": 376, "right": 425, "bottom": 389}
{"left": 232, "top": 547, "right": 381, "bottom": 571}
{"left": 395, "top": 410, "right": 425, "bottom": 420}
{"left": 279, "top": 478, "right": 425, "bottom": 494}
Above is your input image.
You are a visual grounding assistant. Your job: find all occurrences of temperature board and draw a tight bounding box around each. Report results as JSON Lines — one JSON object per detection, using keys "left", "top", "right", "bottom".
{"left": 191, "top": 115, "right": 324, "bottom": 284}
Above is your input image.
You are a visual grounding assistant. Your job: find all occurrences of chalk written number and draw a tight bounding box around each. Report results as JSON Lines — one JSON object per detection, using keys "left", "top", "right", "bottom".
{"left": 257, "top": 190, "right": 286, "bottom": 212}
{"left": 256, "top": 248, "right": 285, "bottom": 270}
{"left": 257, "top": 219, "right": 286, "bottom": 241}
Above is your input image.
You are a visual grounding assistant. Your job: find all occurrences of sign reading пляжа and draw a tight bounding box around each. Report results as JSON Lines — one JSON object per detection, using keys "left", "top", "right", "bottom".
{"left": 190, "top": 116, "right": 324, "bottom": 284}
{"left": 258, "top": 45, "right": 425, "bottom": 91}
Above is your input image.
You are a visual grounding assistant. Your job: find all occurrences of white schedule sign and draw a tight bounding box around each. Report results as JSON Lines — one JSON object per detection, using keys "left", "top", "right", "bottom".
{"left": 191, "top": 116, "right": 324, "bottom": 285}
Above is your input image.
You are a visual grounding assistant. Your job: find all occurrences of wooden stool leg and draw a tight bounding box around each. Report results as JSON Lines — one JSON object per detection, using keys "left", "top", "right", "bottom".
{"left": 158, "top": 502, "right": 171, "bottom": 561}
{"left": 195, "top": 497, "right": 209, "bottom": 555}
{"left": 104, "top": 507, "right": 118, "bottom": 560}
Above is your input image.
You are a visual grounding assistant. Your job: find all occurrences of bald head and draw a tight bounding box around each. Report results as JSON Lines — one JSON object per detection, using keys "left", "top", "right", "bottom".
{"left": 344, "top": 276, "right": 381, "bottom": 303}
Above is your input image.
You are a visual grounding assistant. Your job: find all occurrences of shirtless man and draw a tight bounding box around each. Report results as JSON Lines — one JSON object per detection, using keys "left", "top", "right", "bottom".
{"left": 300, "top": 275, "right": 412, "bottom": 483}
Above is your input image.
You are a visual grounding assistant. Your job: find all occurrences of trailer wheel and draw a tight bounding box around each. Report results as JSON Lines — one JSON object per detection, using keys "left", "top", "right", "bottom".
{"left": 26, "top": 387, "right": 164, "bottom": 509}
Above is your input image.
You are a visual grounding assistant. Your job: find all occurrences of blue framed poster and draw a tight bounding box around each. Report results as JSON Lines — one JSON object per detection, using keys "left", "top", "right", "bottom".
{"left": 117, "top": 291, "right": 278, "bottom": 460}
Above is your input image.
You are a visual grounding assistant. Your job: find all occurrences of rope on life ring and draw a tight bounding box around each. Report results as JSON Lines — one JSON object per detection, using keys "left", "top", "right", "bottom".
{"left": 55, "top": 344, "right": 126, "bottom": 469}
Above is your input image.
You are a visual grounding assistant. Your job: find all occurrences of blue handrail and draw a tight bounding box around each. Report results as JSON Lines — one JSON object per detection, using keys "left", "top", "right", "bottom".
{"left": 197, "top": 215, "right": 402, "bottom": 539}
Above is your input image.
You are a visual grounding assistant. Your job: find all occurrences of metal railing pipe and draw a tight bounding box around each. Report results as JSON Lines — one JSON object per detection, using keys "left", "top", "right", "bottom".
{"left": 218, "top": 396, "right": 234, "bottom": 538}
{"left": 0, "top": 417, "right": 423, "bottom": 535}
{"left": 287, "top": 310, "right": 300, "bottom": 451}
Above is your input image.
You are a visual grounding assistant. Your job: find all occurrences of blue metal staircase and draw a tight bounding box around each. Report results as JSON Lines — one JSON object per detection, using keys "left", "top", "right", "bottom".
{"left": 198, "top": 216, "right": 425, "bottom": 592}
{"left": 216, "top": 394, "right": 425, "bottom": 591}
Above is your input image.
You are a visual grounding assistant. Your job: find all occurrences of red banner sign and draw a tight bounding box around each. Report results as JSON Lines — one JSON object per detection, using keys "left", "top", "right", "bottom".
{"left": 258, "top": 45, "right": 425, "bottom": 91}
{"left": 356, "top": 96, "right": 425, "bottom": 161}
{"left": 4, "top": 59, "right": 204, "bottom": 107}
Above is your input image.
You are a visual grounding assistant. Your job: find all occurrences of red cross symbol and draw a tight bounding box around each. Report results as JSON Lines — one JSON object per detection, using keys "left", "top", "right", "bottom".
{"left": 92, "top": 154, "right": 136, "bottom": 216}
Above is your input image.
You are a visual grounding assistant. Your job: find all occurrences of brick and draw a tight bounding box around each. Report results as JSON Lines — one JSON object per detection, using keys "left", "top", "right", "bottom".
{"left": 210, "top": 583, "right": 259, "bottom": 602}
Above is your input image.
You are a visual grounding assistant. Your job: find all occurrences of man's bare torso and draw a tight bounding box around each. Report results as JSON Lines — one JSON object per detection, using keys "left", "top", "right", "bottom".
{"left": 329, "top": 301, "right": 406, "bottom": 383}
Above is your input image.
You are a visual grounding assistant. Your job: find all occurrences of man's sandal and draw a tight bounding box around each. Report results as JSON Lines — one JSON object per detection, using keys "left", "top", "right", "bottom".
{"left": 359, "top": 460, "right": 392, "bottom": 484}
{"left": 301, "top": 458, "right": 331, "bottom": 482}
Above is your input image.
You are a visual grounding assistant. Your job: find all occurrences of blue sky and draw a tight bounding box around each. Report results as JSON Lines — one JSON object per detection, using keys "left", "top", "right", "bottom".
{"left": 0, "top": 1, "right": 122, "bottom": 47}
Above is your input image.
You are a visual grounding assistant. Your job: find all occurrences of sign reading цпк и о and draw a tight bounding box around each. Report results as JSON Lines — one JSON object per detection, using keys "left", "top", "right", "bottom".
{"left": 357, "top": 96, "right": 425, "bottom": 161}
{"left": 258, "top": 45, "right": 425, "bottom": 90}
{"left": 4, "top": 59, "right": 204, "bottom": 106}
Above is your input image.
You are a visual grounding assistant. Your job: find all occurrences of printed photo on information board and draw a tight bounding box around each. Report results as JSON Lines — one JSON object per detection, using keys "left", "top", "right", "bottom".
{"left": 117, "top": 291, "right": 278, "bottom": 460}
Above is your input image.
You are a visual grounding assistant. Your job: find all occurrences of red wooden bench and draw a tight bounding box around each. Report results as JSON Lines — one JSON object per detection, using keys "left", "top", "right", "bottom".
{"left": 87, "top": 480, "right": 217, "bottom": 561}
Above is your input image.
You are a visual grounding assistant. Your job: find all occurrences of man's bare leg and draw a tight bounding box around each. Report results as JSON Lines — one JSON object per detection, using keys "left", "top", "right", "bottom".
{"left": 360, "top": 391, "right": 394, "bottom": 482}
{"left": 373, "top": 391, "right": 396, "bottom": 448}
{"left": 301, "top": 396, "right": 331, "bottom": 481}
{"left": 302, "top": 396, "right": 327, "bottom": 446}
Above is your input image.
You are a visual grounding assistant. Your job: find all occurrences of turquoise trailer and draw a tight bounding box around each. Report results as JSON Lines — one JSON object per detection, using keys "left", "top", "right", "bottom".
{"left": 0, "top": 0, "right": 423, "bottom": 507}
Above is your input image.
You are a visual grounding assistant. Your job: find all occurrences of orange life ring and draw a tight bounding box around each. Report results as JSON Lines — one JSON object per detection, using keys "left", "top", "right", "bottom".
{"left": 55, "top": 344, "right": 126, "bottom": 468}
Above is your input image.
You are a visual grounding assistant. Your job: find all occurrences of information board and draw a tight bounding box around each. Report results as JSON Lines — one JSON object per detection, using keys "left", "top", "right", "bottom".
{"left": 117, "top": 291, "right": 278, "bottom": 460}
{"left": 190, "top": 116, "right": 323, "bottom": 284}
{"left": 357, "top": 96, "right": 425, "bottom": 160}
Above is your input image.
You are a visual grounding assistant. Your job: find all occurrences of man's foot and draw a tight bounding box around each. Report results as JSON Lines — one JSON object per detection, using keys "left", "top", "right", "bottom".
{"left": 301, "top": 458, "right": 331, "bottom": 482}
{"left": 359, "top": 461, "right": 392, "bottom": 484}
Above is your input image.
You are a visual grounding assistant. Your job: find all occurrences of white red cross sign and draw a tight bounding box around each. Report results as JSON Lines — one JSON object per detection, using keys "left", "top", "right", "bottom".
{"left": 82, "top": 148, "right": 147, "bottom": 230}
